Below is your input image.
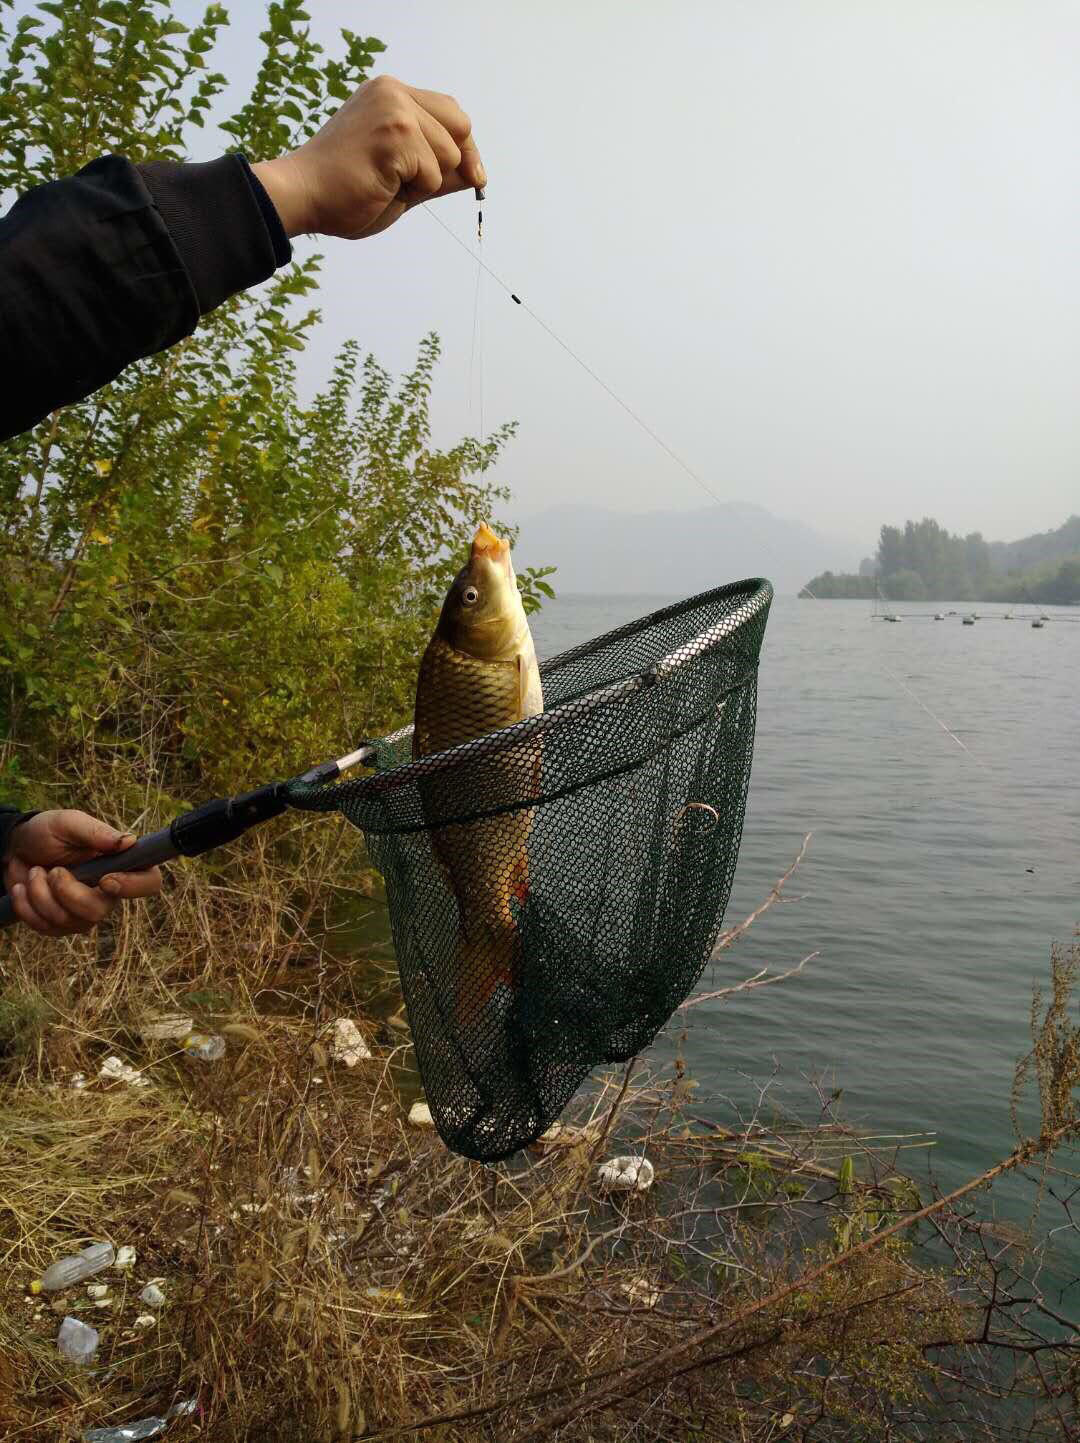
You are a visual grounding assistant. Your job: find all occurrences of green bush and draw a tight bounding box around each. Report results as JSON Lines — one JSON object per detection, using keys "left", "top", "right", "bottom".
{"left": 0, "top": 0, "right": 547, "bottom": 814}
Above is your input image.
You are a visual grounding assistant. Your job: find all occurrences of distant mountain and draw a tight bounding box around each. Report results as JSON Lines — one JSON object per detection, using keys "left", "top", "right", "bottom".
{"left": 987, "top": 515, "right": 1080, "bottom": 573}
{"left": 511, "top": 503, "right": 856, "bottom": 597}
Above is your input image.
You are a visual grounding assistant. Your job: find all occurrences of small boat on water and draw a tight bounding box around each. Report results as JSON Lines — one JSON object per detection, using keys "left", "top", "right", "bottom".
{"left": 934, "top": 613, "right": 944, "bottom": 621}
{"left": 962, "top": 615, "right": 976, "bottom": 626}
{"left": 1040, "top": 613, "right": 1050, "bottom": 621}
{"left": 884, "top": 614, "right": 901, "bottom": 622}
{"left": 1003, "top": 613, "right": 1013, "bottom": 620}
{"left": 1032, "top": 619, "right": 1045, "bottom": 629}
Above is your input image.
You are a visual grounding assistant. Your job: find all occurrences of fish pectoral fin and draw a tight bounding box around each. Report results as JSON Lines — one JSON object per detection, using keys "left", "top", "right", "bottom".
{"left": 509, "top": 851, "right": 529, "bottom": 908}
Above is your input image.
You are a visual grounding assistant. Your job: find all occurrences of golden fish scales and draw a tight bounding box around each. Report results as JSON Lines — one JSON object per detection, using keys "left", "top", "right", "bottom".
{"left": 413, "top": 537, "right": 543, "bottom": 1032}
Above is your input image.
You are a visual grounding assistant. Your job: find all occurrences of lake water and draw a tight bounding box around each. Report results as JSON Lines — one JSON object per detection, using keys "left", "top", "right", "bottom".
{"left": 530, "top": 593, "right": 1080, "bottom": 1218}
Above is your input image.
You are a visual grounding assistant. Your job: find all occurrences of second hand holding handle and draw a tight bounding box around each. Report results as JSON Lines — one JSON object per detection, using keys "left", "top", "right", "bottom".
{"left": 0, "top": 747, "right": 375, "bottom": 929}
{"left": 0, "top": 786, "right": 288, "bottom": 929}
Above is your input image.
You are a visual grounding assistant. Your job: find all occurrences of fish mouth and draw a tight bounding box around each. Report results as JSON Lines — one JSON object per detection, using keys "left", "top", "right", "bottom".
{"left": 472, "top": 521, "right": 509, "bottom": 559}
{"left": 471, "top": 522, "right": 511, "bottom": 574}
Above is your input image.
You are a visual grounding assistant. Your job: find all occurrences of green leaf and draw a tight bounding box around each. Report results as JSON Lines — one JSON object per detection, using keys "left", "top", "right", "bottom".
{"left": 838, "top": 1155, "right": 855, "bottom": 1196}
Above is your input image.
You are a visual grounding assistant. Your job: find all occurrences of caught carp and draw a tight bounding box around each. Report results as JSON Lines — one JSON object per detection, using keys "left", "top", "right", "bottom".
{"left": 413, "top": 522, "right": 543, "bottom": 1030}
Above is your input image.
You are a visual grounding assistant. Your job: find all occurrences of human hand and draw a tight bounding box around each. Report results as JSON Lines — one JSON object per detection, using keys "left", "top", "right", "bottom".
{"left": 3, "top": 810, "right": 162, "bottom": 936}
{"left": 252, "top": 74, "right": 485, "bottom": 240}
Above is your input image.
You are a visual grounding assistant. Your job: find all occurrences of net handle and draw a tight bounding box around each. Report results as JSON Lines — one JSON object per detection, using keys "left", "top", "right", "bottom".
{"left": 0, "top": 746, "right": 376, "bottom": 930}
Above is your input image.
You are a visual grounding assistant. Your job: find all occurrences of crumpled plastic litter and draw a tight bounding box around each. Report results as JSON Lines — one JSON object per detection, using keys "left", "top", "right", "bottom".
{"left": 99, "top": 1056, "right": 149, "bottom": 1088}
{"left": 181, "top": 1032, "right": 225, "bottom": 1061}
{"left": 83, "top": 1398, "right": 197, "bottom": 1442}
{"left": 57, "top": 1315, "right": 98, "bottom": 1364}
{"left": 621, "top": 1276, "right": 661, "bottom": 1308}
{"left": 597, "top": 1155, "right": 655, "bottom": 1192}
{"left": 139, "top": 1014, "right": 194, "bottom": 1042}
{"left": 325, "top": 1016, "right": 372, "bottom": 1066}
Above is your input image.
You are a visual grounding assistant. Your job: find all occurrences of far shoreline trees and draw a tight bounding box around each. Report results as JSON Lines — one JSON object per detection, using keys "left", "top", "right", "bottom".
{"left": 802, "top": 515, "right": 1080, "bottom": 602}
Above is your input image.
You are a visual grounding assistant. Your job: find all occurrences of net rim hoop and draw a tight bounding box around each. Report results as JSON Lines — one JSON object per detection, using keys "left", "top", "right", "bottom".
{"left": 336, "top": 576, "right": 772, "bottom": 801}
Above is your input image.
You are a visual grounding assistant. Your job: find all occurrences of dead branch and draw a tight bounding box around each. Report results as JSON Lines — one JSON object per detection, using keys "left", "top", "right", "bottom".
{"left": 513, "top": 1122, "right": 1076, "bottom": 1440}
{"left": 712, "top": 832, "right": 812, "bottom": 954}
{"left": 679, "top": 951, "right": 819, "bottom": 1010}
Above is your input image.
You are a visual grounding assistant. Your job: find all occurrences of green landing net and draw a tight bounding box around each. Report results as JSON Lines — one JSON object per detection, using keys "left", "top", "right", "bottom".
{"left": 287, "top": 578, "right": 773, "bottom": 1163}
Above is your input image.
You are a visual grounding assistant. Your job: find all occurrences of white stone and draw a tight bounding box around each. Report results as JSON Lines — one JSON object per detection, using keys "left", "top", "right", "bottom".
{"left": 325, "top": 1017, "right": 372, "bottom": 1067}
{"left": 133, "top": 1313, "right": 157, "bottom": 1329}
{"left": 597, "top": 1155, "right": 655, "bottom": 1193}
{"left": 86, "top": 1284, "right": 109, "bottom": 1300}
{"left": 114, "top": 1246, "right": 137, "bottom": 1268}
{"left": 408, "top": 1101, "right": 434, "bottom": 1128}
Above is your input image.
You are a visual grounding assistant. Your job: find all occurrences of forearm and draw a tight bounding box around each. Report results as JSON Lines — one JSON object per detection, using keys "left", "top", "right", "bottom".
{"left": 0, "top": 154, "right": 289, "bottom": 442}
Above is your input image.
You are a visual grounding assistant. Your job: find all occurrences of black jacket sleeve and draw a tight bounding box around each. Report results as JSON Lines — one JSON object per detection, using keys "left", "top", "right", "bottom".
{"left": 0, "top": 153, "right": 291, "bottom": 837}
{"left": 0, "top": 806, "right": 33, "bottom": 874}
{"left": 0, "top": 152, "right": 291, "bottom": 443}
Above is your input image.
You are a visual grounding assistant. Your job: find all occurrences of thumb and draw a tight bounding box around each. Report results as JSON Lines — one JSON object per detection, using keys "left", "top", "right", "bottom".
{"left": 55, "top": 810, "right": 129, "bottom": 854}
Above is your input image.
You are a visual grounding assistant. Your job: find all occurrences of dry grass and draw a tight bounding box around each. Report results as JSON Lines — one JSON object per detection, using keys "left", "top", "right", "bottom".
{"left": 1, "top": 829, "right": 1076, "bottom": 1441}
{"left": 0, "top": 1015, "right": 954, "bottom": 1443}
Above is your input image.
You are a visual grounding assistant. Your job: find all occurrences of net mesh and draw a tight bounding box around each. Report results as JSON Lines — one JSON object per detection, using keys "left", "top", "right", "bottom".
{"left": 287, "top": 578, "right": 773, "bottom": 1162}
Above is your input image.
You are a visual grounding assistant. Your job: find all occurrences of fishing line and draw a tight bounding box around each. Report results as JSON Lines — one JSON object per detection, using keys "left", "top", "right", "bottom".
{"left": 468, "top": 187, "right": 486, "bottom": 462}
{"left": 466, "top": 239, "right": 482, "bottom": 440}
{"left": 874, "top": 660, "right": 987, "bottom": 768}
{"left": 426, "top": 207, "right": 723, "bottom": 508}
{"left": 427, "top": 203, "right": 990, "bottom": 776}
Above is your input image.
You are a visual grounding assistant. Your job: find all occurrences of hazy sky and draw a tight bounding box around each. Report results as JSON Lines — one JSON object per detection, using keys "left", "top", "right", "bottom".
{"left": 24, "top": 2, "right": 1080, "bottom": 551}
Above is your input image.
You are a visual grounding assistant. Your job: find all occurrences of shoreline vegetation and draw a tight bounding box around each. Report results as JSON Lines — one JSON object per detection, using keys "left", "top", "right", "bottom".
{"left": 802, "top": 516, "right": 1080, "bottom": 602}
{"left": 2, "top": 5, "right": 1078, "bottom": 1439}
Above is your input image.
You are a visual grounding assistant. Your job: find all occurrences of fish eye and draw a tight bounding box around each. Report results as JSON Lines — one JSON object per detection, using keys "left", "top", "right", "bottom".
{"left": 462, "top": 585, "right": 479, "bottom": 605}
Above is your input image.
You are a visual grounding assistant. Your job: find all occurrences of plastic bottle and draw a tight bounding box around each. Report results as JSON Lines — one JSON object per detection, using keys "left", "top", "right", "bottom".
{"left": 57, "top": 1315, "right": 99, "bottom": 1364}
{"left": 32, "top": 1242, "right": 115, "bottom": 1294}
{"left": 182, "top": 1033, "right": 225, "bottom": 1061}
